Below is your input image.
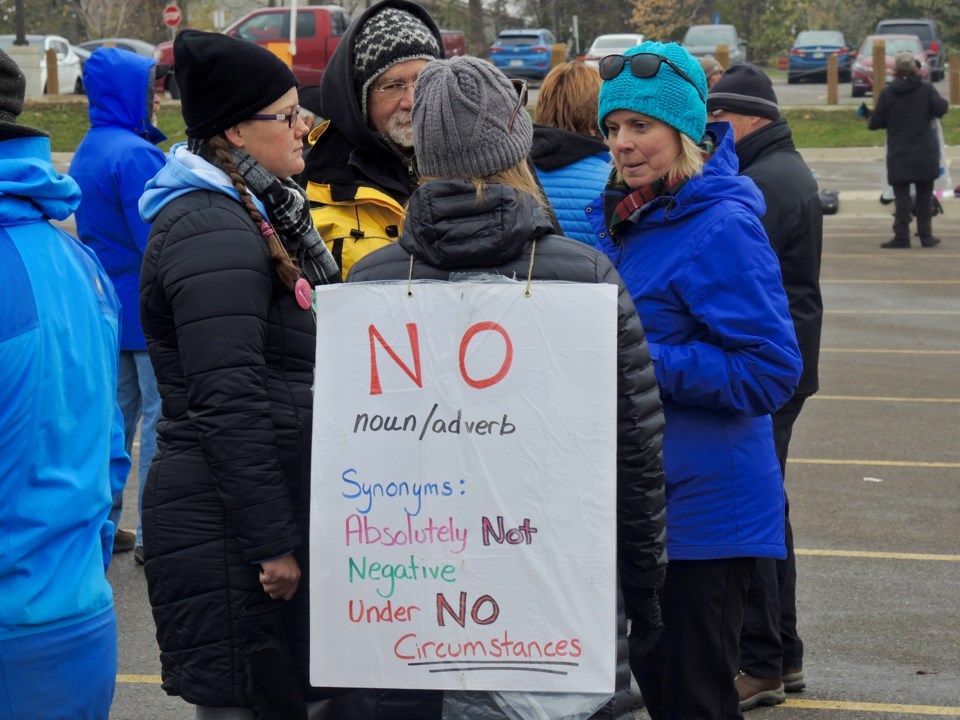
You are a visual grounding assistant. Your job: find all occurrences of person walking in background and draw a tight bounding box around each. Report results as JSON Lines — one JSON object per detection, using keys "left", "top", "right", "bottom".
{"left": 707, "top": 63, "right": 823, "bottom": 711}
{"left": 302, "top": 0, "right": 443, "bottom": 279}
{"left": 530, "top": 61, "right": 611, "bottom": 245}
{"left": 699, "top": 56, "right": 725, "bottom": 88}
{"left": 348, "top": 55, "right": 667, "bottom": 720}
{"left": 0, "top": 48, "right": 128, "bottom": 720}
{"left": 69, "top": 46, "right": 168, "bottom": 562}
{"left": 868, "top": 50, "right": 949, "bottom": 248}
{"left": 589, "top": 42, "right": 802, "bottom": 720}
{"left": 137, "top": 30, "right": 340, "bottom": 719}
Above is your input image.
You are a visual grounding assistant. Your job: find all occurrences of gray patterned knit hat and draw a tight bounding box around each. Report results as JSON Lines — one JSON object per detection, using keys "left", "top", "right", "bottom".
{"left": 413, "top": 56, "right": 532, "bottom": 179}
{"left": 354, "top": 6, "right": 441, "bottom": 118}
{"left": 0, "top": 48, "right": 48, "bottom": 141}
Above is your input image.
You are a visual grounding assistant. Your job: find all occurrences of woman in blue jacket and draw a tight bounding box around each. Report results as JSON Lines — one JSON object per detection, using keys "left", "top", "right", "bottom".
{"left": 587, "top": 42, "right": 802, "bottom": 720}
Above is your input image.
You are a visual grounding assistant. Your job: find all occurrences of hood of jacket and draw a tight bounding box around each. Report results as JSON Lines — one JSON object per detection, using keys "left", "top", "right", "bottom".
{"left": 85, "top": 47, "right": 165, "bottom": 145}
{"left": 604, "top": 122, "right": 765, "bottom": 235}
{"left": 304, "top": 0, "right": 442, "bottom": 199}
{"left": 531, "top": 125, "right": 610, "bottom": 171}
{"left": 889, "top": 75, "right": 924, "bottom": 95}
{"left": 0, "top": 136, "right": 81, "bottom": 224}
{"left": 399, "top": 179, "right": 555, "bottom": 269}
{"left": 734, "top": 118, "right": 797, "bottom": 170}
{"left": 139, "top": 142, "right": 267, "bottom": 223}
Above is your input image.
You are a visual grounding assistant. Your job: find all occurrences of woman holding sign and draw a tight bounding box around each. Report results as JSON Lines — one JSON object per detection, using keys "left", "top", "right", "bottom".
{"left": 587, "top": 42, "right": 803, "bottom": 720}
{"left": 138, "top": 30, "right": 341, "bottom": 720}
{"left": 348, "top": 55, "right": 667, "bottom": 720}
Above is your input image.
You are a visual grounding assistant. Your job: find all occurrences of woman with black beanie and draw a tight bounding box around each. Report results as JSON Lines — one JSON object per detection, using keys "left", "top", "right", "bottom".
{"left": 138, "top": 29, "right": 341, "bottom": 719}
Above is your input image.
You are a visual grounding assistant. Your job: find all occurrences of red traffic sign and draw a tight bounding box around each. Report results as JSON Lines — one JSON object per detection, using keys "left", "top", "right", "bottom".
{"left": 162, "top": 4, "right": 182, "bottom": 28}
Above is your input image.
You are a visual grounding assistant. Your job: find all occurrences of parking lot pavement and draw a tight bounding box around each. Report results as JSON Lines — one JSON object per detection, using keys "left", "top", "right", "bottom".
{"left": 105, "top": 210, "right": 960, "bottom": 719}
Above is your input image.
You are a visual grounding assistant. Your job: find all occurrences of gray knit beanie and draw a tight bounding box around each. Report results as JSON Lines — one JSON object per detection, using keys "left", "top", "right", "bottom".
{"left": 413, "top": 56, "right": 532, "bottom": 179}
{"left": 353, "top": 6, "right": 441, "bottom": 118}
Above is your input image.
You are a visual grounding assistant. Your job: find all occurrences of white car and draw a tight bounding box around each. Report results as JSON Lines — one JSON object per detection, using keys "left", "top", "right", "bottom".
{"left": 583, "top": 33, "right": 645, "bottom": 69}
{"left": 0, "top": 34, "right": 84, "bottom": 95}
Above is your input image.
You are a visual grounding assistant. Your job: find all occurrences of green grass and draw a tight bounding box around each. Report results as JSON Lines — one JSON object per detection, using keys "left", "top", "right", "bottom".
{"left": 19, "top": 99, "right": 960, "bottom": 152}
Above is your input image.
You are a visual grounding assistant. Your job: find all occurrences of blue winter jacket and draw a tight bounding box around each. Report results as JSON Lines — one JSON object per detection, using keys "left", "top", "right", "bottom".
{"left": 587, "top": 123, "right": 802, "bottom": 561}
{"left": 70, "top": 47, "right": 166, "bottom": 350}
{"left": 0, "top": 135, "right": 129, "bottom": 640}
{"left": 531, "top": 125, "right": 611, "bottom": 246}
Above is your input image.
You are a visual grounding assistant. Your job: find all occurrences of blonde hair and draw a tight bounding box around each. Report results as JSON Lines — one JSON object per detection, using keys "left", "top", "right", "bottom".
{"left": 535, "top": 62, "right": 602, "bottom": 135}
{"left": 205, "top": 135, "right": 301, "bottom": 288}
{"left": 420, "top": 160, "right": 550, "bottom": 216}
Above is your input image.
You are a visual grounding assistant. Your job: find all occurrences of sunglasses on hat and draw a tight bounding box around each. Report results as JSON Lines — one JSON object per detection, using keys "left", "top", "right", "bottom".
{"left": 598, "top": 53, "right": 705, "bottom": 102}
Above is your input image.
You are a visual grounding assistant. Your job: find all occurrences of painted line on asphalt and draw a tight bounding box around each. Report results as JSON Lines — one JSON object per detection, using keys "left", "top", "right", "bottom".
{"left": 823, "top": 252, "right": 960, "bottom": 257}
{"left": 825, "top": 310, "right": 960, "bottom": 315}
{"left": 811, "top": 394, "right": 960, "bottom": 403}
{"left": 117, "top": 674, "right": 162, "bottom": 683}
{"left": 821, "top": 279, "right": 960, "bottom": 284}
{"left": 790, "top": 458, "right": 960, "bottom": 468}
{"left": 796, "top": 548, "right": 960, "bottom": 562}
{"left": 784, "top": 698, "right": 960, "bottom": 714}
{"left": 821, "top": 348, "right": 960, "bottom": 355}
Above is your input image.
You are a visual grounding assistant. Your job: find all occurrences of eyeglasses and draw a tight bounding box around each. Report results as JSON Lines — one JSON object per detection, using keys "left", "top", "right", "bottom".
{"left": 507, "top": 78, "right": 528, "bottom": 132}
{"left": 371, "top": 80, "right": 417, "bottom": 102}
{"left": 249, "top": 105, "right": 301, "bottom": 129}
{"left": 598, "top": 53, "right": 706, "bottom": 102}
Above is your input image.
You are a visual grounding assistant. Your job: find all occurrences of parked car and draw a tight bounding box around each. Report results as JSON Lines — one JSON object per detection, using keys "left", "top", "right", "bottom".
{"left": 78, "top": 37, "right": 156, "bottom": 57}
{"left": 0, "top": 34, "right": 84, "bottom": 94}
{"left": 787, "top": 30, "right": 852, "bottom": 83}
{"left": 440, "top": 29, "right": 466, "bottom": 57}
{"left": 488, "top": 27, "right": 556, "bottom": 79}
{"left": 875, "top": 18, "right": 946, "bottom": 82}
{"left": 850, "top": 34, "right": 929, "bottom": 97}
{"left": 583, "top": 33, "right": 644, "bottom": 69}
{"left": 682, "top": 24, "right": 746, "bottom": 65}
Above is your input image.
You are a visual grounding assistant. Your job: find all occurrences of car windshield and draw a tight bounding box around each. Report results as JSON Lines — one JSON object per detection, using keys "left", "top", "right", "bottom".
{"left": 496, "top": 35, "right": 541, "bottom": 47}
{"left": 795, "top": 31, "right": 844, "bottom": 46}
{"left": 861, "top": 37, "right": 922, "bottom": 55}
{"left": 685, "top": 27, "right": 735, "bottom": 45}
{"left": 878, "top": 24, "right": 932, "bottom": 41}
{"left": 593, "top": 35, "right": 642, "bottom": 51}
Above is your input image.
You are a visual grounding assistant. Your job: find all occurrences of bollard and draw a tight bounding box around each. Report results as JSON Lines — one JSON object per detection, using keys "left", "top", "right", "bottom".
{"left": 826, "top": 54, "right": 838, "bottom": 105}
{"left": 871, "top": 39, "right": 885, "bottom": 105}
{"left": 715, "top": 44, "right": 730, "bottom": 68}
{"left": 550, "top": 43, "right": 567, "bottom": 69}
{"left": 45, "top": 48, "right": 60, "bottom": 95}
{"left": 950, "top": 54, "right": 959, "bottom": 106}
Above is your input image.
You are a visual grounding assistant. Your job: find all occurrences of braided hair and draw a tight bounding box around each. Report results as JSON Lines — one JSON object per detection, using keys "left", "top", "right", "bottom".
{"left": 188, "top": 135, "right": 302, "bottom": 288}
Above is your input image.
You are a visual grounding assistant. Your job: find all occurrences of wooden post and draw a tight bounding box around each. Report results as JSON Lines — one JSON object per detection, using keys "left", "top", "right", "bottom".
{"left": 871, "top": 39, "right": 885, "bottom": 104}
{"left": 44, "top": 48, "right": 59, "bottom": 95}
{"left": 550, "top": 43, "right": 567, "bottom": 69}
{"left": 826, "top": 54, "right": 838, "bottom": 105}
{"left": 950, "top": 53, "right": 960, "bottom": 106}
{"left": 715, "top": 44, "right": 730, "bottom": 68}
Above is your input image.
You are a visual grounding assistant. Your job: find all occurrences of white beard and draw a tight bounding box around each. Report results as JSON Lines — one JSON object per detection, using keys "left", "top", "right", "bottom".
{"left": 386, "top": 110, "right": 414, "bottom": 148}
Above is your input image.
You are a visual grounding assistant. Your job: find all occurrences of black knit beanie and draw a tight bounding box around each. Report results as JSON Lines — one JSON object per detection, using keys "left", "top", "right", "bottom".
{"left": 174, "top": 30, "right": 298, "bottom": 139}
{"left": 0, "top": 48, "right": 48, "bottom": 141}
{"left": 706, "top": 63, "right": 780, "bottom": 121}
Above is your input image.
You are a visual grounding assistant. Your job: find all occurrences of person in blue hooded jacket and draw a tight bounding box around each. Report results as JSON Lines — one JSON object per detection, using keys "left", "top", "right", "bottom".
{"left": 69, "top": 46, "right": 167, "bottom": 561}
{"left": 0, "top": 48, "right": 129, "bottom": 720}
{"left": 586, "top": 42, "right": 802, "bottom": 720}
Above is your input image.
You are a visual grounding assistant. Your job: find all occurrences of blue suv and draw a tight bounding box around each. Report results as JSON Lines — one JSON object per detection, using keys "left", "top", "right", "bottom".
{"left": 488, "top": 28, "right": 556, "bottom": 79}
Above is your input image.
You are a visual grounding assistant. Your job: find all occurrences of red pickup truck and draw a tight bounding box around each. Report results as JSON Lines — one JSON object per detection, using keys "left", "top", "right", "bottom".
{"left": 156, "top": 6, "right": 465, "bottom": 98}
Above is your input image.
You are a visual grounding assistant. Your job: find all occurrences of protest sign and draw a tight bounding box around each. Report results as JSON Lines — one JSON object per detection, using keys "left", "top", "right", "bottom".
{"left": 310, "top": 282, "right": 618, "bottom": 693}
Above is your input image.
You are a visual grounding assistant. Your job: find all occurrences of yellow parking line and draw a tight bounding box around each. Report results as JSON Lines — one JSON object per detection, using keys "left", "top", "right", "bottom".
{"left": 116, "top": 674, "right": 162, "bottom": 684}
{"left": 796, "top": 548, "right": 960, "bottom": 562}
{"left": 811, "top": 395, "right": 960, "bottom": 403}
{"left": 790, "top": 458, "right": 960, "bottom": 468}
{"left": 821, "top": 279, "right": 960, "bottom": 284}
{"left": 821, "top": 348, "right": 960, "bottom": 355}
{"left": 826, "top": 310, "right": 960, "bottom": 315}
{"left": 823, "top": 252, "right": 960, "bottom": 258}
{"left": 785, "top": 698, "right": 960, "bottom": 715}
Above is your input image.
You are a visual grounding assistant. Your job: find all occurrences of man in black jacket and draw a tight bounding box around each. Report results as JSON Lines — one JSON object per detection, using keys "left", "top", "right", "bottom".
{"left": 707, "top": 63, "right": 823, "bottom": 712}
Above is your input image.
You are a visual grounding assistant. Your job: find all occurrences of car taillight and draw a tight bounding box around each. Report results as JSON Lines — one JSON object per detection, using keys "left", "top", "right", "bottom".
{"left": 488, "top": 46, "right": 503, "bottom": 54}
{"left": 789, "top": 48, "right": 802, "bottom": 55}
{"left": 531, "top": 45, "right": 549, "bottom": 52}
{"left": 930, "top": 41, "right": 938, "bottom": 52}
{"left": 833, "top": 47, "right": 847, "bottom": 54}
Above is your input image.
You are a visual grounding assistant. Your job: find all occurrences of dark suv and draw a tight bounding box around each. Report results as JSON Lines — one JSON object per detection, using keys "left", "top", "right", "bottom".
{"left": 875, "top": 18, "right": 946, "bottom": 81}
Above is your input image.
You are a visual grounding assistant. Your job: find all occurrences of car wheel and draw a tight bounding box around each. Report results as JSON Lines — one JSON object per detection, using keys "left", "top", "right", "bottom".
{"left": 851, "top": 86, "right": 865, "bottom": 98}
{"left": 167, "top": 73, "right": 181, "bottom": 100}
{"left": 787, "top": 72, "right": 798, "bottom": 84}
{"left": 75, "top": 77, "right": 85, "bottom": 95}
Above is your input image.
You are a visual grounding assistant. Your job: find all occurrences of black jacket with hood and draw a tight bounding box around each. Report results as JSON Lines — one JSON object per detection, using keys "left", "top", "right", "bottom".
{"left": 347, "top": 179, "right": 667, "bottom": 720}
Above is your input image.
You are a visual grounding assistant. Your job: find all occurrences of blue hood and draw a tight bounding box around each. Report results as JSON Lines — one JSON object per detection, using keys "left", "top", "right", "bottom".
{"left": 0, "top": 136, "right": 81, "bottom": 224}
{"left": 139, "top": 143, "right": 269, "bottom": 223}
{"left": 85, "top": 47, "right": 165, "bottom": 145}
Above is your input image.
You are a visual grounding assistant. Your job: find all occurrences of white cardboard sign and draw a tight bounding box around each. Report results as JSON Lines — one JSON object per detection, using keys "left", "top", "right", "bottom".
{"left": 309, "top": 281, "right": 618, "bottom": 693}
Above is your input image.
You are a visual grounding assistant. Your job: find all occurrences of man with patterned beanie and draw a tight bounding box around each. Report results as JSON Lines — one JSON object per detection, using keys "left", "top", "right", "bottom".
{"left": 301, "top": 0, "right": 443, "bottom": 280}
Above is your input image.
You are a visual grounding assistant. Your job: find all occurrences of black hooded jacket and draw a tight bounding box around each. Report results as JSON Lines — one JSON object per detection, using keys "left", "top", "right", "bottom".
{"left": 735, "top": 119, "right": 823, "bottom": 397}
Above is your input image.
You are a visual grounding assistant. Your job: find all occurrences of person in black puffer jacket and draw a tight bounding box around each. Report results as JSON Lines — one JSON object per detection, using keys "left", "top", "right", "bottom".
{"left": 138, "top": 31, "right": 341, "bottom": 720}
{"left": 869, "top": 50, "right": 949, "bottom": 248}
{"left": 347, "top": 55, "right": 667, "bottom": 720}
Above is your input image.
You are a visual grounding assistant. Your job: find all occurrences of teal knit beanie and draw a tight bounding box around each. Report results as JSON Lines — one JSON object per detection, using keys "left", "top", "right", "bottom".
{"left": 598, "top": 41, "right": 707, "bottom": 143}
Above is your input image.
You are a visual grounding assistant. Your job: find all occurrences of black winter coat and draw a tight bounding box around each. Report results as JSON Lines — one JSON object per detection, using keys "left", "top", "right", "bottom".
{"left": 347, "top": 179, "right": 667, "bottom": 720}
{"left": 735, "top": 119, "right": 823, "bottom": 397}
{"left": 140, "top": 189, "right": 318, "bottom": 708}
{"left": 869, "top": 76, "right": 949, "bottom": 185}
